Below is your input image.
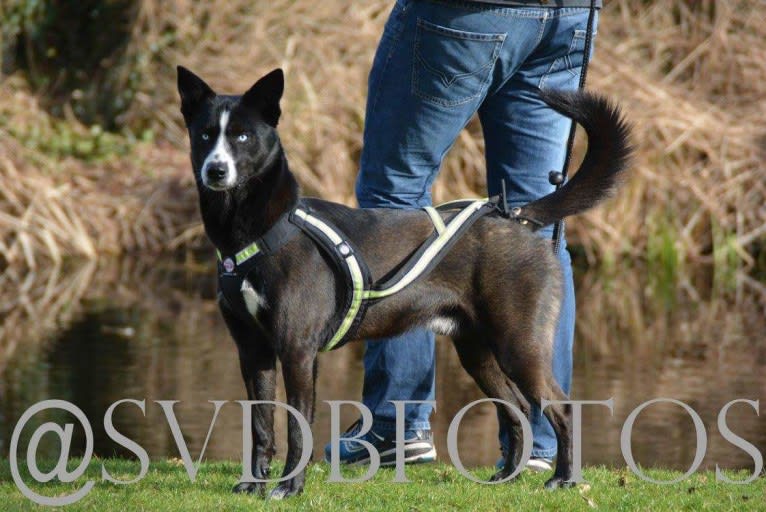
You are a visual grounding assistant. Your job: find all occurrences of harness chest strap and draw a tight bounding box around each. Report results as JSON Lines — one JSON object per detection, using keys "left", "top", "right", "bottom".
{"left": 216, "top": 203, "right": 371, "bottom": 353}
{"left": 217, "top": 199, "right": 496, "bottom": 352}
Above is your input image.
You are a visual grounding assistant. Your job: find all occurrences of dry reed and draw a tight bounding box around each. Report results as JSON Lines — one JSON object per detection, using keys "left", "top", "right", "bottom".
{"left": 0, "top": 76, "right": 199, "bottom": 268}
{"left": 0, "top": 0, "right": 763, "bottom": 268}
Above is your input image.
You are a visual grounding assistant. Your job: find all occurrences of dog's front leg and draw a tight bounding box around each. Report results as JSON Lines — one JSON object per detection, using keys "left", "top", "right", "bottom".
{"left": 220, "top": 301, "right": 277, "bottom": 497}
{"left": 232, "top": 340, "right": 278, "bottom": 497}
{"left": 268, "top": 346, "right": 317, "bottom": 500}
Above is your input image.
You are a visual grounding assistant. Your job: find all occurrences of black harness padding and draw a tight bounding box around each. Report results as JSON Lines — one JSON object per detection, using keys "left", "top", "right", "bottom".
{"left": 216, "top": 200, "right": 372, "bottom": 351}
{"left": 217, "top": 196, "right": 509, "bottom": 351}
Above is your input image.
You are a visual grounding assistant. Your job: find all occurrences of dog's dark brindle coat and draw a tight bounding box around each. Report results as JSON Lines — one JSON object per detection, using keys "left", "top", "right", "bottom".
{"left": 177, "top": 66, "right": 631, "bottom": 499}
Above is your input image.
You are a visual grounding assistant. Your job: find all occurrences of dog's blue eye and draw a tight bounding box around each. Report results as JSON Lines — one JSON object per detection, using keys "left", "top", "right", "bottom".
{"left": 201, "top": 133, "right": 210, "bottom": 141}
{"left": 237, "top": 134, "right": 248, "bottom": 142}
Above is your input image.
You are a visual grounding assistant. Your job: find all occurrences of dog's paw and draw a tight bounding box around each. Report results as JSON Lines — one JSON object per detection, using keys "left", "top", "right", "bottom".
{"left": 544, "top": 476, "right": 576, "bottom": 490}
{"left": 268, "top": 482, "right": 303, "bottom": 500}
{"left": 489, "top": 468, "right": 520, "bottom": 483}
{"left": 232, "top": 481, "right": 265, "bottom": 497}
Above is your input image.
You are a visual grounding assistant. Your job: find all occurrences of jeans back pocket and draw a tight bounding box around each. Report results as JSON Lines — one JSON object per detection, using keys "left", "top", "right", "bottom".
{"left": 412, "top": 19, "right": 505, "bottom": 108}
{"left": 539, "top": 26, "right": 598, "bottom": 89}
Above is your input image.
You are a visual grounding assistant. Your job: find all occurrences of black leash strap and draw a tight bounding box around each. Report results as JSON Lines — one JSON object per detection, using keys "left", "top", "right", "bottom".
{"left": 551, "top": 0, "right": 597, "bottom": 254}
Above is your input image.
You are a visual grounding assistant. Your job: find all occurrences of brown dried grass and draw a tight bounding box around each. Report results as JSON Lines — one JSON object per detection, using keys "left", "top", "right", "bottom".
{"left": 0, "top": 77, "right": 198, "bottom": 268}
{"left": 0, "top": 0, "right": 764, "bottom": 268}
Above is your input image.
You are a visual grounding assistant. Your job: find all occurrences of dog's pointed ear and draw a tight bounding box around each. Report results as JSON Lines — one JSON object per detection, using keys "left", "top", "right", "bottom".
{"left": 241, "top": 68, "right": 284, "bottom": 127}
{"left": 177, "top": 66, "right": 215, "bottom": 121}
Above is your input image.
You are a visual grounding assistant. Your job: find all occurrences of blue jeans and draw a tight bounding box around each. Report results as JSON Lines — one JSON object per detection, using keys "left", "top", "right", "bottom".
{"left": 357, "top": 0, "right": 597, "bottom": 458}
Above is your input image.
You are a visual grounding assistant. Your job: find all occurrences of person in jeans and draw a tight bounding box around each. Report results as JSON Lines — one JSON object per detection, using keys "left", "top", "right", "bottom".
{"left": 325, "top": 0, "right": 600, "bottom": 469}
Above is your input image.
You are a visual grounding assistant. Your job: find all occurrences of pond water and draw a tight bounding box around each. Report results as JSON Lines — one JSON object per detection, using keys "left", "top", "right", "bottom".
{"left": 1, "top": 255, "right": 764, "bottom": 475}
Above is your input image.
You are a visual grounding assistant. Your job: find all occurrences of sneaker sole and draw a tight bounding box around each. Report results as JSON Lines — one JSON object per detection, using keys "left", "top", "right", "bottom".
{"left": 326, "top": 442, "right": 437, "bottom": 466}
{"left": 376, "top": 444, "right": 437, "bottom": 467}
{"left": 526, "top": 459, "right": 553, "bottom": 472}
{"left": 495, "top": 457, "right": 554, "bottom": 472}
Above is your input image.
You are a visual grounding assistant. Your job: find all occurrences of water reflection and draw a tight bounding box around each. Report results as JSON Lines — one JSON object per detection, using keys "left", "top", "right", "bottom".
{"left": 0, "top": 256, "right": 764, "bottom": 472}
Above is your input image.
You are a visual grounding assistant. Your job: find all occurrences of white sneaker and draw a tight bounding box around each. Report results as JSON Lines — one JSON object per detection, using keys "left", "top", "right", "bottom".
{"left": 526, "top": 457, "right": 553, "bottom": 472}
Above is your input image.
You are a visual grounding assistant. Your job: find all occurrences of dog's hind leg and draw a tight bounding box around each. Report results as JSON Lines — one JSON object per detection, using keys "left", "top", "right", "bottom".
{"left": 487, "top": 325, "right": 575, "bottom": 489}
{"left": 451, "top": 333, "right": 531, "bottom": 482}
{"left": 537, "top": 379, "right": 573, "bottom": 489}
{"left": 482, "top": 271, "right": 575, "bottom": 489}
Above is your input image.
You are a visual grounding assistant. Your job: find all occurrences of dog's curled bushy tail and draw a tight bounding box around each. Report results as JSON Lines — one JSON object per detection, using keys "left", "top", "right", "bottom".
{"left": 519, "top": 90, "right": 633, "bottom": 228}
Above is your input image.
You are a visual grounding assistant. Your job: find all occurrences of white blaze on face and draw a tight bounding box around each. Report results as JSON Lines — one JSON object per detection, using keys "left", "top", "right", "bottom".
{"left": 201, "top": 110, "right": 237, "bottom": 189}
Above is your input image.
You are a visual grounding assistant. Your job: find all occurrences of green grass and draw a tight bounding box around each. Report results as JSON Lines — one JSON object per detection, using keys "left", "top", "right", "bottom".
{"left": 0, "top": 460, "right": 762, "bottom": 511}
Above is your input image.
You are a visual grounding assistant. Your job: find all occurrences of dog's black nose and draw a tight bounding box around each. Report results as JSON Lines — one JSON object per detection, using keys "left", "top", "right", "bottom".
{"left": 207, "top": 163, "right": 228, "bottom": 181}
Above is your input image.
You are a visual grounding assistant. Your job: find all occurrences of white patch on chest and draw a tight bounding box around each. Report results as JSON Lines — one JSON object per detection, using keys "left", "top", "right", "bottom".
{"left": 201, "top": 110, "right": 237, "bottom": 188}
{"left": 427, "top": 317, "right": 458, "bottom": 336}
{"left": 241, "top": 278, "right": 266, "bottom": 318}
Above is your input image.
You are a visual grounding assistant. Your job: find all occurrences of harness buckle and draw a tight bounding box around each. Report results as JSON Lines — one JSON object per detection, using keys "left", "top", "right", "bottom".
{"left": 511, "top": 207, "right": 528, "bottom": 225}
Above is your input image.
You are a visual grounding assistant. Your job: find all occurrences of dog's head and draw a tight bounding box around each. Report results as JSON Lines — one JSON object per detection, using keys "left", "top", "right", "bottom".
{"left": 177, "top": 67, "right": 284, "bottom": 191}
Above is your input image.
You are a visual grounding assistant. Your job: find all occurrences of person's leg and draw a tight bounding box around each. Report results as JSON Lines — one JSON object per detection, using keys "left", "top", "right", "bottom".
{"left": 357, "top": 0, "right": 511, "bottom": 439}
{"left": 479, "top": 7, "right": 599, "bottom": 462}
{"left": 330, "top": 0, "right": 539, "bottom": 461}
{"left": 354, "top": 0, "right": 439, "bottom": 447}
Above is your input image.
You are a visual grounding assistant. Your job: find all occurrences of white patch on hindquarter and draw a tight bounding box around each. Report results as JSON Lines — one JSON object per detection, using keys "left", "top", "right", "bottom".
{"left": 201, "top": 110, "right": 237, "bottom": 189}
{"left": 241, "top": 279, "right": 266, "bottom": 318}
{"left": 427, "top": 317, "right": 458, "bottom": 336}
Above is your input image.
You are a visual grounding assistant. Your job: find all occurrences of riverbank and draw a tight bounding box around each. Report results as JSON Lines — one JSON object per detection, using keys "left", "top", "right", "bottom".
{"left": 1, "top": 1, "right": 764, "bottom": 272}
{"left": 0, "top": 460, "right": 762, "bottom": 511}
{"left": 0, "top": 80, "right": 199, "bottom": 269}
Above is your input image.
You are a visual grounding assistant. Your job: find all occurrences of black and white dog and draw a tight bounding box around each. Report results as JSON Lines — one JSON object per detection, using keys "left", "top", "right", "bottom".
{"left": 177, "top": 66, "right": 631, "bottom": 499}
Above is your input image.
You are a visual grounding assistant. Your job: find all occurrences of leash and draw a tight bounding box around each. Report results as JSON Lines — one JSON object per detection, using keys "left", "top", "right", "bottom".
{"left": 550, "top": 0, "right": 597, "bottom": 254}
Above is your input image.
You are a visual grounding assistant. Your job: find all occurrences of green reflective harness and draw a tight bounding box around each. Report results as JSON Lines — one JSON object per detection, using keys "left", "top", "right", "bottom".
{"left": 217, "top": 198, "right": 499, "bottom": 352}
